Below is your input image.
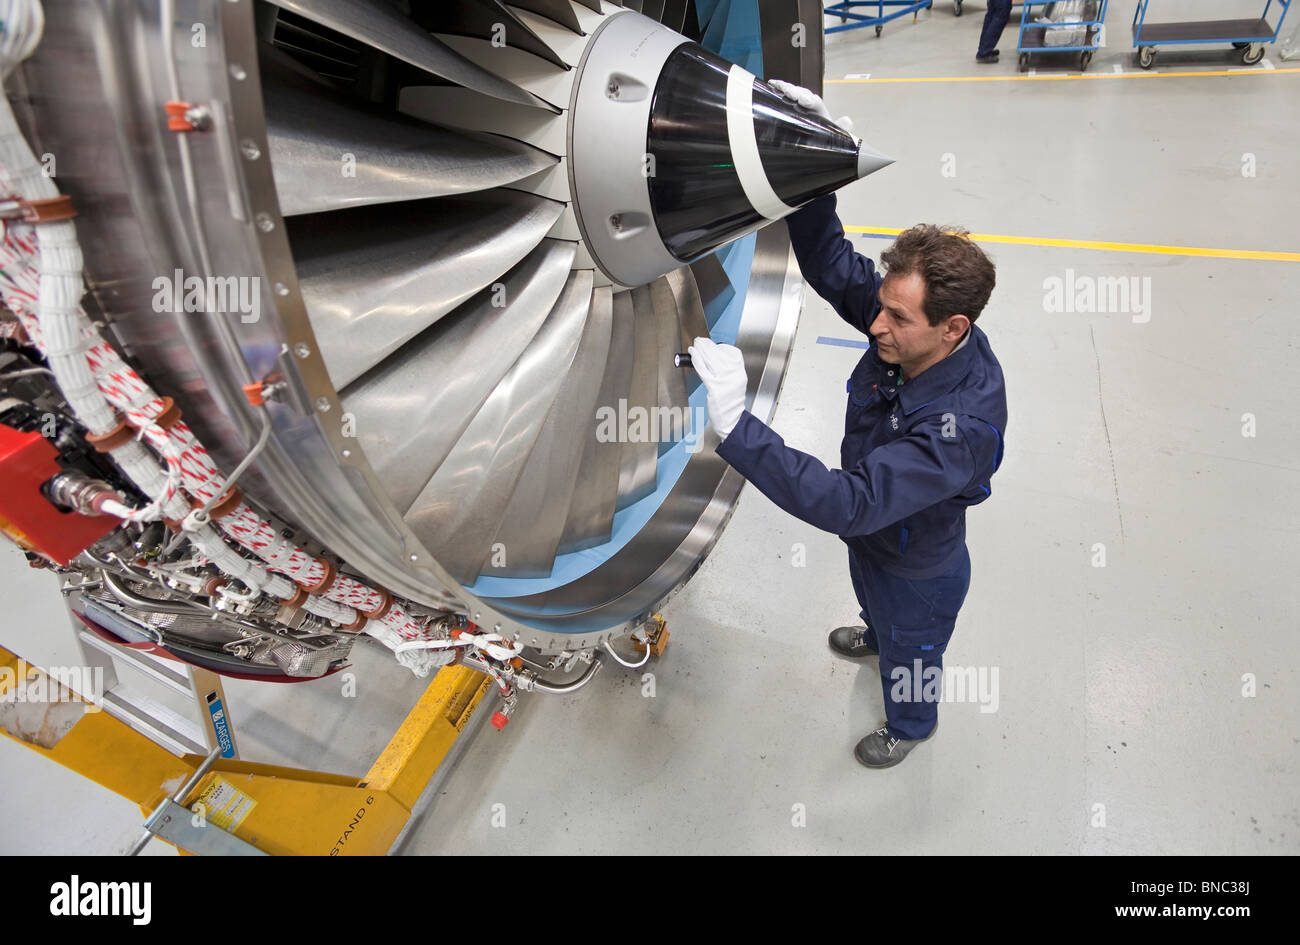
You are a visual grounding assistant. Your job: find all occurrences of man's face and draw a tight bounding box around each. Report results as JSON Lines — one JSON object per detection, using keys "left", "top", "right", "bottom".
{"left": 871, "top": 271, "right": 962, "bottom": 369}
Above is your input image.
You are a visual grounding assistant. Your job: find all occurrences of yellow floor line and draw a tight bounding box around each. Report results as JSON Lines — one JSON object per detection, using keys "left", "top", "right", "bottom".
{"left": 827, "top": 67, "right": 1300, "bottom": 84}
{"left": 843, "top": 226, "right": 1300, "bottom": 262}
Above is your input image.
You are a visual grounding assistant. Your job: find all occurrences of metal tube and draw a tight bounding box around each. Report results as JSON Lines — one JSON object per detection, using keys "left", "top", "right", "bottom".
{"left": 127, "top": 746, "right": 223, "bottom": 856}
{"left": 82, "top": 549, "right": 152, "bottom": 582}
{"left": 100, "top": 569, "right": 211, "bottom": 616}
{"left": 531, "top": 655, "right": 603, "bottom": 694}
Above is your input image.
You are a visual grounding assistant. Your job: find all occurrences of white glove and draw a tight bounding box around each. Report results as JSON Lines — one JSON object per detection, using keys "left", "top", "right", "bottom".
{"left": 688, "top": 337, "right": 748, "bottom": 439}
{"left": 767, "top": 78, "right": 855, "bottom": 135}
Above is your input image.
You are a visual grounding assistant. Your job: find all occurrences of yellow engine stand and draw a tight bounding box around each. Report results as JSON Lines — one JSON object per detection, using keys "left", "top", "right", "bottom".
{"left": 0, "top": 644, "right": 490, "bottom": 855}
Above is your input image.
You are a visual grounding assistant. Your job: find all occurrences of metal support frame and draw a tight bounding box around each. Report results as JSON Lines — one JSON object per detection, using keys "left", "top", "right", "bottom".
{"left": 73, "top": 607, "right": 240, "bottom": 759}
{"left": 127, "top": 747, "right": 265, "bottom": 855}
{"left": 825, "top": 1, "right": 935, "bottom": 36}
{"left": 0, "top": 642, "right": 491, "bottom": 855}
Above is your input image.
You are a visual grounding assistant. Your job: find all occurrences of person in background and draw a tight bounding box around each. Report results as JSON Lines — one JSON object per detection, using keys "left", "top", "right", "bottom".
{"left": 977, "top": 0, "right": 1014, "bottom": 62}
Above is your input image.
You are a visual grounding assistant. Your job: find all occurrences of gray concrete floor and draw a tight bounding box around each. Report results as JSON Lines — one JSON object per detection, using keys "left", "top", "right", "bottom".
{"left": 2, "top": 1, "right": 1297, "bottom": 854}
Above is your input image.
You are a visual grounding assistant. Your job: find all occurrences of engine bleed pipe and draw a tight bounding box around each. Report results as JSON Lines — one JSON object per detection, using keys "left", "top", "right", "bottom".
{"left": 529, "top": 656, "right": 603, "bottom": 694}
{"left": 99, "top": 569, "right": 210, "bottom": 617}
{"left": 463, "top": 648, "right": 605, "bottom": 696}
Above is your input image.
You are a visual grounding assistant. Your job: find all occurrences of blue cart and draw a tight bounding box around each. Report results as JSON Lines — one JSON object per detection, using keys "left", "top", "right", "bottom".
{"left": 1132, "top": 0, "right": 1294, "bottom": 68}
{"left": 1017, "top": 1, "right": 1109, "bottom": 71}
{"left": 825, "top": 1, "right": 935, "bottom": 37}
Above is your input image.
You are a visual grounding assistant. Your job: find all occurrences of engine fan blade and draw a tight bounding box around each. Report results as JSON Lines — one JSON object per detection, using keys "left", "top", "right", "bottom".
{"left": 615, "top": 287, "right": 660, "bottom": 511}
{"left": 489, "top": 282, "right": 613, "bottom": 577}
{"left": 288, "top": 190, "right": 564, "bottom": 389}
{"left": 404, "top": 270, "right": 594, "bottom": 584}
{"left": 265, "top": 0, "right": 556, "bottom": 111}
{"left": 263, "top": 69, "right": 556, "bottom": 216}
{"left": 341, "top": 240, "right": 576, "bottom": 513}
{"left": 408, "top": 0, "right": 569, "bottom": 70}
{"left": 557, "top": 286, "right": 626, "bottom": 554}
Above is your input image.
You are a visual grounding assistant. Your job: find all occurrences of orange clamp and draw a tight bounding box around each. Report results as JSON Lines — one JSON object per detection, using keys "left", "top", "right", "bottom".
{"left": 86, "top": 415, "right": 134, "bottom": 453}
{"left": 12, "top": 195, "right": 77, "bottom": 223}
{"left": 152, "top": 396, "right": 182, "bottom": 430}
{"left": 360, "top": 588, "right": 393, "bottom": 621}
{"left": 278, "top": 585, "right": 309, "bottom": 608}
{"left": 165, "top": 100, "right": 198, "bottom": 132}
{"left": 303, "top": 556, "right": 336, "bottom": 594}
{"left": 205, "top": 485, "right": 243, "bottom": 521}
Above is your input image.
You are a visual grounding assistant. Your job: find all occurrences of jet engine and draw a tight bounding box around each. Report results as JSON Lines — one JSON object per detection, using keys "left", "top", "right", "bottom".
{"left": 0, "top": 0, "right": 889, "bottom": 718}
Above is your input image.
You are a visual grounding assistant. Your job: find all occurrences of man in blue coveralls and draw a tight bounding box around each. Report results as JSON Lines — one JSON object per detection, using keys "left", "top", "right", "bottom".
{"left": 689, "top": 175, "right": 1007, "bottom": 769}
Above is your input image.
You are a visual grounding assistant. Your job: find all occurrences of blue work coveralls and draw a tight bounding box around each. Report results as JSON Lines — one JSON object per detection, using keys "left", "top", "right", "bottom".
{"left": 715, "top": 194, "right": 1008, "bottom": 740}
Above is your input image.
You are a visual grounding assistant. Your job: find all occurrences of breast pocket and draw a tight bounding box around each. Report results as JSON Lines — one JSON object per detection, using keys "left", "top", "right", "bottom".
{"left": 846, "top": 373, "right": 875, "bottom": 407}
{"left": 843, "top": 376, "right": 885, "bottom": 464}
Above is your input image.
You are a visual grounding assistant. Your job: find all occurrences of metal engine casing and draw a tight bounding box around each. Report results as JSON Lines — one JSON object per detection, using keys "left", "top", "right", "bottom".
{"left": 9, "top": 0, "right": 825, "bottom": 654}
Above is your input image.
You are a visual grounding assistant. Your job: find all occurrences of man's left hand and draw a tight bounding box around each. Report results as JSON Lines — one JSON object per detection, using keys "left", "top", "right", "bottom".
{"left": 767, "top": 78, "right": 856, "bottom": 136}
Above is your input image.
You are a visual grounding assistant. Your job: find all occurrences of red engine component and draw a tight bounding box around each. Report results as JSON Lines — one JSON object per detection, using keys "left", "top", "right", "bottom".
{"left": 0, "top": 424, "right": 116, "bottom": 565}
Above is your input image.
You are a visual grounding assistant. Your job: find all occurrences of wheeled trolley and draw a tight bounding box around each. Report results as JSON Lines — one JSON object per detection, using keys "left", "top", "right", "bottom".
{"left": 1132, "top": 0, "right": 1294, "bottom": 68}
{"left": 1017, "top": 0, "right": 1109, "bottom": 71}
{"left": 826, "top": 0, "right": 934, "bottom": 36}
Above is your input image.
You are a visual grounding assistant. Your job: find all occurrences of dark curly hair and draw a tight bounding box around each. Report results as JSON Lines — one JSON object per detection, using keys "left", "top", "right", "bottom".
{"left": 879, "top": 225, "right": 996, "bottom": 327}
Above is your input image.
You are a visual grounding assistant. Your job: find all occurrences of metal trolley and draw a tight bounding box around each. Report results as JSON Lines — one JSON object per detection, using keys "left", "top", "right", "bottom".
{"left": 1017, "top": 0, "right": 1109, "bottom": 71}
{"left": 825, "top": 0, "right": 938, "bottom": 36}
{"left": 1132, "top": 0, "right": 1293, "bottom": 68}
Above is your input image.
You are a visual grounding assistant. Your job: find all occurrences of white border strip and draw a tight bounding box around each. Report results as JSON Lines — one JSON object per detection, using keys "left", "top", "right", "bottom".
{"left": 725, "top": 65, "right": 794, "bottom": 219}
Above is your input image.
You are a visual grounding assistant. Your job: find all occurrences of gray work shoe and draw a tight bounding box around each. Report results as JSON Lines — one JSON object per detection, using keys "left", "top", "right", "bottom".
{"left": 828, "top": 625, "right": 878, "bottom": 658}
{"left": 853, "top": 721, "right": 938, "bottom": 769}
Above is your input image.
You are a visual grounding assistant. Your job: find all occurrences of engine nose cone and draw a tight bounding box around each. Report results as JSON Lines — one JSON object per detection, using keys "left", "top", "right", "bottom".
{"left": 569, "top": 10, "right": 893, "bottom": 288}
{"left": 856, "top": 140, "right": 896, "bottom": 179}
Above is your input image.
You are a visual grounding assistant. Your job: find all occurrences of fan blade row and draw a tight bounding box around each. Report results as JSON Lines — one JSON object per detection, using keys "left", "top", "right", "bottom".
{"left": 490, "top": 283, "right": 613, "bottom": 577}
{"left": 405, "top": 268, "right": 595, "bottom": 583}
{"left": 263, "top": 63, "right": 556, "bottom": 217}
{"left": 409, "top": 0, "right": 570, "bottom": 69}
{"left": 288, "top": 190, "right": 564, "bottom": 390}
{"left": 265, "top": 0, "right": 556, "bottom": 111}
{"left": 267, "top": 0, "right": 746, "bottom": 586}
{"left": 340, "top": 239, "right": 577, "bottom": 514}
